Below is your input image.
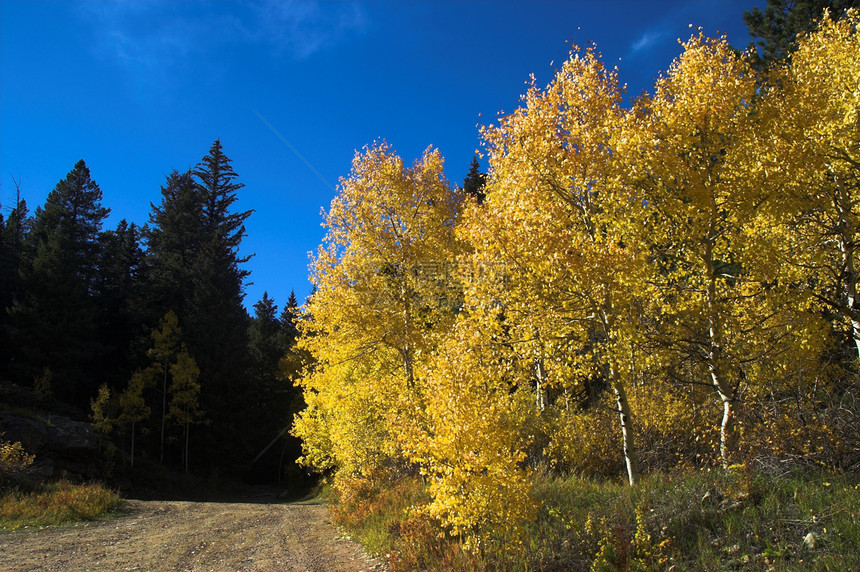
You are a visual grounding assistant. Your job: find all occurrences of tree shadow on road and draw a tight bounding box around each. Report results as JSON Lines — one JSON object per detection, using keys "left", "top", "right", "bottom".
{"left": 117, "top": 459, "right": 323, "bottom": 505}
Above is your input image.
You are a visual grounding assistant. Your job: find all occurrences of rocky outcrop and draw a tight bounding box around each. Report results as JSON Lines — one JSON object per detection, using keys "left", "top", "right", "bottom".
{"left": 0, "top": 411, "right": 100, "bottom": 480}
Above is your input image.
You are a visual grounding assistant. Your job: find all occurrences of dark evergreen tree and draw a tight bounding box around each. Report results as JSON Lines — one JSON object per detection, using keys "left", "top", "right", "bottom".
{"left": 186, "top": 140, "right": 255, "bottom": 468}
{"left": 463, "top": 156, "right": 487, "bottom": 205}
{"left": 95, "top": 219, "right": 148, "bottom": 388}
{"left": 276, "top": 288, "right": 312, "bottom": 484}
{"left": 278, "top": 288, "right": 308, "bottom": 407}
{"left": 744, "top": 0, "right": 859, "bottom": 70}
{"left": 279, "top": 290, "right": 300, "bottom": 349}
{"left": 144, "top": 170, "right": 205, "bottom": 322}
{"left": 250, "top": 292, "right": 280, "bottom": 364}
{"left": 193, "top": 139, "right": 253, "bottom": 269}
{"left": 0, "top": 184, "right": 30, "bottom": 315}
{"left": 245, "top": 290, "right": 310, "bottom": 483}
{"left": 144, "top": 143, "right": 256, "bottom": 471}
{"left": 246, "top": 292, "right": 292, "bottom": 463}
{"left": 7, "top": 160, "right": 109, "bottom": 405}
{"left": 140, "top": 170, "right": 204, "bottom": 465}
{"left": 0, "top": 188, "right": 31, "bottom": 380}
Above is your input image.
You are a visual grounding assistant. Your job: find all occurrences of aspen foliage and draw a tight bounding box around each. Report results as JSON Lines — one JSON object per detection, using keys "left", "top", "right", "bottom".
{"left": 0, "top": 438, "right": 35, "bottom": 490}
{"left": 89, "top": 383, "right": 115, "bottom": 441}
{"left": 119, "top": 369, "right": 151, "bottom": 468}
{"left": 168, "top": 346, "right": 203, "bottom": 474}
{"left": 167, "top": 347, "right": 202, "bottom": 426}
{"left": 472, "top": 45, "right": 648, "bottom": 485}
{"left": 149, "top": 310, "right": 182, "bottom": 463}
{"left": 752, "top": 10, "right": 860, "bottom": 363}
{"left": 293, "top": 15, "right": 857, "bottom": 549}
{"left": 618, "top": 33, "right": 825, "bottom": 468}
{"left": 292, "top": 143, "right": 463, "bottom": 482}
{"left": 720, "top": 10, "right": 860, "bottom": 466}
{"left": 407, "top": 311, "right": 538, "bottom": 548}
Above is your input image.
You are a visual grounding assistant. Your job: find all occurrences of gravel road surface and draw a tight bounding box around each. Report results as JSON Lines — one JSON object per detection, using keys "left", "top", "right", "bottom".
{"left": 0, "top": 496, "right": 386, "bottom": 572}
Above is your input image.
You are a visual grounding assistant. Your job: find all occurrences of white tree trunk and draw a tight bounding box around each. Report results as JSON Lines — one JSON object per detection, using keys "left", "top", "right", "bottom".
{"left": 613, "top": 380, "right": 638, "bottom": 486}
{"left": 720, "top": 394, "right": 735, "bottom": 467}
{"left": 703, "top": 224, "right": 737, "bottom": 469}
{"left": 838, "top": 199, "right": 860, "bottom": 365}
{"left": 852, "top": 319, "right": 860, "bottom": 365}
{"left": 534, "top": 351, "right": 547, "bottom": 411}
{"left": 601, "top": 308, "right": 639, "bottom": 486}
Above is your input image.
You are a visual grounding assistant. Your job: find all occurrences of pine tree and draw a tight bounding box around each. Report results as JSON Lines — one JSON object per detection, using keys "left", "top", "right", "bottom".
{"left": 95, "top": 219, "right": 147, "bottom": 388}
{"left": 144, "top": 170, "right": 204, "bottom": 322}
{"left": 0, "top": 186, "right": 31, "bottom": 380}
{"left": 0, "top": 182, "right": 30, "bottom": 316}
{"left": 463, "top": 156, "right": 487, "bottom": 205}
{"left": 277, "top": 289, "right": 309, "bottom": 432}
{"left": 8, "top": 160, "right": 109, "bottom": 405}
{"left": 193, "top": 139, "right": 253, "bottom": 264}
{"left": 249, "top": 292, "right": 281, "bottom": 371}
{"left": 279, "top": 290, "right": 300, "bottom": 348}
{"left": 143, "top": 142, "right": 255, "bottom": 469}
{"left": 247, "top": 292, "right": 296, "bottom": 471}
{"left": 744, "top": 0, "right": 859, "bottom": 70}
{"left": 187, "top": 140, "right": 254, "bottom": 466}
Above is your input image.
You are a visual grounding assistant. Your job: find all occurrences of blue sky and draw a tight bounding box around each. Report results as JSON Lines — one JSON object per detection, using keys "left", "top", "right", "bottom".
{"left": 1, "top": 0, "right": 759, "bottom": 312}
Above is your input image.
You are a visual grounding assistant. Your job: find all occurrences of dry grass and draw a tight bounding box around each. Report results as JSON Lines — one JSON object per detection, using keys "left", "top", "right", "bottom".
{"left": 1, "top": 481, "right": 123, "bottom": 531}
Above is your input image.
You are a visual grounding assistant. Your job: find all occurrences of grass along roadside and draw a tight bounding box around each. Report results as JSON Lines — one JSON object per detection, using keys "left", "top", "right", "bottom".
{"left": 1, "top": 436, "right": 124, "bottom": 532}
{"left": 527, "top": 467, "right": 860, "bottom": 571}
{"left": 330, "top": 472, "right": 487, "bottom": 570}
{"left": 330, "top": 467, "right": 860, "bottom": 571}
{"left": 1, "top": 481, "right": 123, "bottom": 532}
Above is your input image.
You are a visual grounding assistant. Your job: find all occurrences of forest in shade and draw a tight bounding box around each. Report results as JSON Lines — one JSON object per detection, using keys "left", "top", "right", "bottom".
{"left": 0, "top": 140, "right": 305, "bottom": 481}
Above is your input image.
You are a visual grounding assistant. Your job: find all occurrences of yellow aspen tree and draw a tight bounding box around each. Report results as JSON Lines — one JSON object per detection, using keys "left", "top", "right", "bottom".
{"left": 292, "top": 142, "right": 463, "bottom": 482}
{"left": 753, "top": 10, "right": 860, "bottom": 365}
{"left": 168, "top": 346, "right": 203, "bottom": 474}
{"left": 470, "top": 46, "right": 646, "bottom": 485}
{"left": 618, "top": 33, "right": 817, "bottom": 468}
{"left": 119, "top": 369, "right": 151, "bottom": 468}
{"left": 406, "top": 308, "right": 538, "bottom": 549}
{"left": 90, "top": 383, "right": 119, "bottom": 459}
{"left": 90, "top": 383, "right": 115, "bottom": 442}
{"left": 147, "top": 310, "right": 182, "bottom": 463}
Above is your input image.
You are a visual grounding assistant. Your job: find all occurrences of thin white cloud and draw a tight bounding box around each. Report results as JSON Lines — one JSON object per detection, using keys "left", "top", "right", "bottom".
{"left": 85, "top": 2, "right": 196, "bottom": 71}
{"left": 82, "top": 0, "right": 368, "bottom": 74}
{"left": 249, "top": 1, "right": 368, "bottom": 59}
{"left": 625, "top": 0, "right": 731, "bottom": 61}
{"left": 630, "top": 30, "right": 666, "bottom": 54}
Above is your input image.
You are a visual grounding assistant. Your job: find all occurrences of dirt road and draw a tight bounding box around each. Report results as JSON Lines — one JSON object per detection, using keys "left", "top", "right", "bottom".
{"left": 0, "top": 496, "right": 386, "bottom": 572}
